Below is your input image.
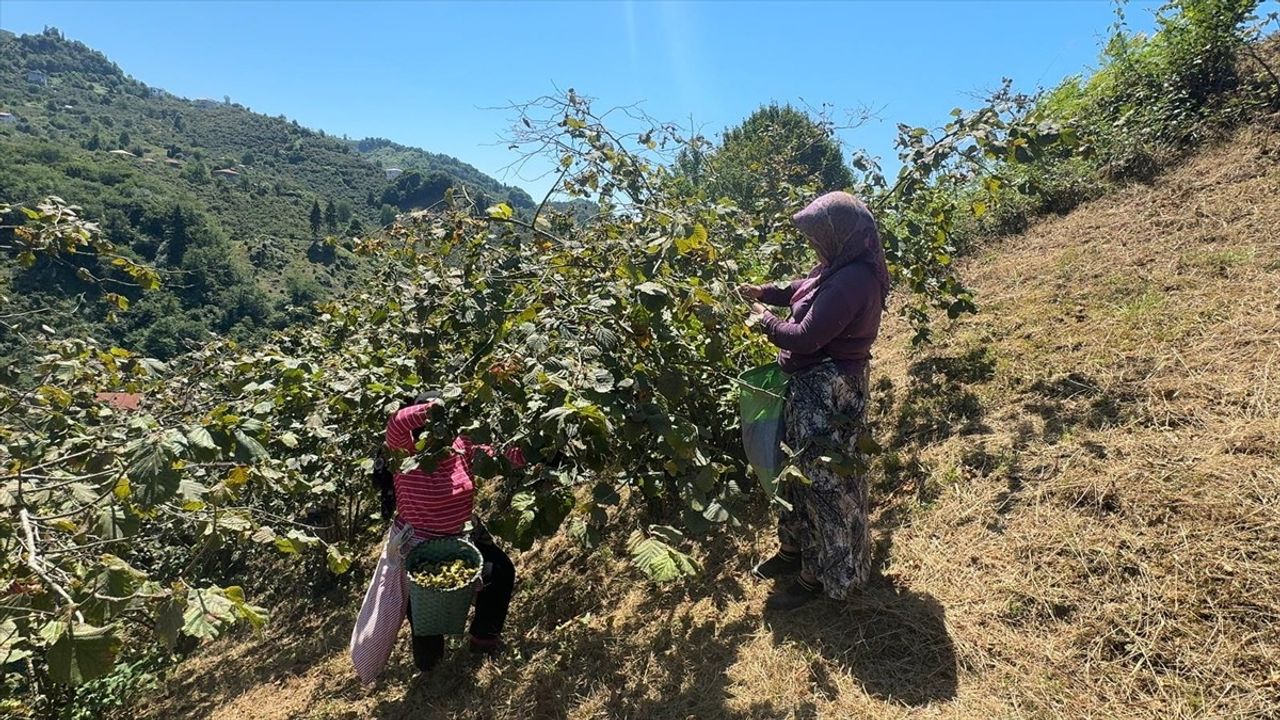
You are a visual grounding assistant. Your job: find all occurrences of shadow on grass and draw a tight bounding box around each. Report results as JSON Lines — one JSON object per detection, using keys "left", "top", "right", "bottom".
{"left": 366, "top": 530, "right": 759, "bottom": 720}
{"left": 886, "top": 346, "right": 996, "bottom": 446}
{"left": 764, "top": 575, "right": 958, "bottom": 709}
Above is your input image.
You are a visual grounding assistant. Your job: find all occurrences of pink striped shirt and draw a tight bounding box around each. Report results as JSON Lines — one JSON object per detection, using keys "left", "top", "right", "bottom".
{"left": 385, "top": 403, "right": 522, "bottom": 538}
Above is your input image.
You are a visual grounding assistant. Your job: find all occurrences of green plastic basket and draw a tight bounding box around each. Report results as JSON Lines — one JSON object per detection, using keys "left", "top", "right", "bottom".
{"left": 405, "top": 536, "right": 483, "bottom": 636}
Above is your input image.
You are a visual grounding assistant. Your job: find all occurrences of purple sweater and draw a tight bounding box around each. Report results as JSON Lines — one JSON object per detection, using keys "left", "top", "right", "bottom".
{"left": 759, "top": 261, "right": 883, "bottom": 375}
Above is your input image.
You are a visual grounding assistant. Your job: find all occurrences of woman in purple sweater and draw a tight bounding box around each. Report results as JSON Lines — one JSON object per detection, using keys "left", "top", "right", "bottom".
{"left": 739, "top": 191, "right": 891, "bottom": 610}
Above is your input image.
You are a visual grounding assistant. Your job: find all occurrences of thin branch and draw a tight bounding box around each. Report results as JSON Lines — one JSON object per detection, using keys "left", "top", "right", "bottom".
{"left": 531, "top": 162, "right": 573, "bottom": 233}
{"left": 19, "top": 509, "right": 84, "bottom": 623}
{"left": 486, "top": 214, "right": 566, "bottom": 246}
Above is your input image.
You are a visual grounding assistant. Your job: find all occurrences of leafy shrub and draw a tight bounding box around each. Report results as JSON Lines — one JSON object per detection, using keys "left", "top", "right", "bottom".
{"left": 1040, "top": 0, "right": 1267, "bottom": 182}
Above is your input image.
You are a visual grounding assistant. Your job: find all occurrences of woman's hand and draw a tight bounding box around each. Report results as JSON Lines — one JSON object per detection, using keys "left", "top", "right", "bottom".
{"left": 746, "top": 302, "right": 768, "bottom": 328}
{"left": 737, "top": 284, "right": 764, "bottom": 301}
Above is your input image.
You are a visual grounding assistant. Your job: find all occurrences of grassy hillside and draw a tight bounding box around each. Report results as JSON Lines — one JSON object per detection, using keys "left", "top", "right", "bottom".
{"left": 139, "top": 116, "right": 1280, "bottom": 719}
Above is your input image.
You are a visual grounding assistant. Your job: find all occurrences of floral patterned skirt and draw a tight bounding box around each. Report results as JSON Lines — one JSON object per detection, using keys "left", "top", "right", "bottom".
{"left": 778, "top": 361, "right": 872, "bottom": 600}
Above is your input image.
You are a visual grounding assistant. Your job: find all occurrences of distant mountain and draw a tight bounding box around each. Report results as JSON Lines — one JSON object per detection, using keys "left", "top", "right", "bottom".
{"left": 352, "top": 138, "right": 534, "bottom": 210}
{"left": 0, "top": 27, "right": 533, "bottom": 359}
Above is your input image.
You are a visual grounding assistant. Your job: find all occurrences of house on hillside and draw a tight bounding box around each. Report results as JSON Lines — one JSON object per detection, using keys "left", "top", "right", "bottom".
{"left": 149, "top": 87, "right": 168, "bottom": 98}
{"left": 165, "top": 158, "right": 183, "bottom": 167}
{"left": 193, "top": 98, "right": 218, "bottom": 108}
{"left": 96, "top": 392, "right": 142, "bottom": 411}
{"left": 26, "top": 70, "right": 48, "bottom": 86}
{"left": 385, "top": 168, "right": 403, "bottom": 181}
{"left": 108, "top": 149, "right": 137, "bottom": 158}
{"left": 213, "top": 168, "right": 240, "bottom": 179}
{"left": 0, "top": 112, "right": 16, "bottom": 125}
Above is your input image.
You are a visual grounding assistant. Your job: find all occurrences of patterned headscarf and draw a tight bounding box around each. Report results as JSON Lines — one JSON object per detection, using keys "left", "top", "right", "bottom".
{"left": 791, "top": 191, "right": 891, "bottom": 307}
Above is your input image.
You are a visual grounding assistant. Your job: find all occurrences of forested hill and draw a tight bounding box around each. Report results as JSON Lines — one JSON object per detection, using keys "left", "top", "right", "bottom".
{"left": 0, "top": 28, "right": 532, "bottom": 358}
{"left": 351, "top": 137, "right": 535, "bottom": 210}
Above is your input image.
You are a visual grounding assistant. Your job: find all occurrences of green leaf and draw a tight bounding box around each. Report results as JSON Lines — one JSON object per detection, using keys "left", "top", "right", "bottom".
{"left": 234, "top": 429, "right": 269, "bottom": 462}
{"left": 127, "top": 439, "right": 179, "bottom": 506}
{"left": 45, "top": 623, "right": 122, "bottom": 686}
{"left": 185, "top": 425, "right": 217, "bottom": 451}
{"left": 855, "top": 433, "right": 882, "bottom": 455}
{"left": 214, "top": 510, "right": 253, "bottom": 534}
{"left": 1, "top": 620, "right": 32, "bottom": 664}
{"left": 278, "top": 431, "right": 299, "bottom": 449}
{"left": 274, "top": 529, "right": 318, "bottom": 554}
{"left": 223, "top": 586, "right": 269, "bottom": 630}
{"left": 182, "top": 587, "right": 237, "bottom": 641}
{"left": 274, "top": 536, "right": 306, "bottom": 554}
{"left": 97, "top": 504, "right": 137, "bottom": 540}
{"left": 627, "top": 531, "right": 698, "bottom": 583}
{"left": 585, "top": 367, "right": 614, "bottom": 393}
{"left": 649, "top": 525, "right": 685, "bottom": 545}
{"left": 326, "top": 544, "right": 353, "bottom": 575}
{"left": 591, "top": 482, "right": 620, "bottom": 506}
{"left": 154, "top": 598, "right": 184, "bottom": 652}
{"left": 635, "top": 281, "right": 670, "bottom": 311}
{"left": 674, "top": 223, "right": 709, "bottom": 255}
{"left": 486, "top": 203, "right": 513, "bottom": 220}
{"left": 701, "top": 500, "right": 730, "bottom": 523}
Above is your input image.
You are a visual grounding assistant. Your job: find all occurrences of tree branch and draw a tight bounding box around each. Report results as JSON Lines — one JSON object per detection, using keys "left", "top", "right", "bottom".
{"left": 19, "top": 509, "right": 84, "bottom": 623}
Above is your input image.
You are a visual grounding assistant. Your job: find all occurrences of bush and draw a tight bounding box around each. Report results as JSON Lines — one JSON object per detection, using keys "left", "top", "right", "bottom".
{"left": 1039, "top": 0, "right": 1264, "bottom": 181}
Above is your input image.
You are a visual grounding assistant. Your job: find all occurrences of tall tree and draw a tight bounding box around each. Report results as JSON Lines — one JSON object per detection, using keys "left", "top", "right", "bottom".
{"left": 692, "top": 104, "right": 852, "bottom": 216}
{"left": 309, "top": 200, "right": 322, "bottom": 236}
{"left": 324, "top": 200, "right": 337, "bottom": 231}
{"left": 166, "top": 204, "right": 190, "bottom": 265}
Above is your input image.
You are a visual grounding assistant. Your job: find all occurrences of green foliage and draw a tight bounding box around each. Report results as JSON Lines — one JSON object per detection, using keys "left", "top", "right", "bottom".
{"left": 380, "top": 170, "right": 454, "bottom": 212}
{"left": 378, "top": 203, "right": 397, "bottom": 227}
{"left": 628, "top": 527, "right": 698, "bottom": 583}
{"left": 353, "top": 137, "right": 534, "bottom": 209}
{"left": 308, "top": 199, "right": 322, "bottom": 236}
{"left": 323, "top": 199, "right": 336, "bottom": 231}
{"left": 686, "top": 104, "right": 854, "bottom": 217}
{"left": 0, "top": 28, "right": 538, "bottom": 359}
{"left": 1037, "top": 0, "right": 1273, "bottom": 182}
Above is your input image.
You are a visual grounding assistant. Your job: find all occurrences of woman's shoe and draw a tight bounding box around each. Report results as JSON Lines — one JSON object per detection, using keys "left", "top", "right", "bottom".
{"left": 468, "top": 635, "right": 506, "bottom": 656}
{"left": 752, "top": 550, "right": 801, "bottom": 580}
{"left": 765, "top": 576, "right": 823, "bottom": 611}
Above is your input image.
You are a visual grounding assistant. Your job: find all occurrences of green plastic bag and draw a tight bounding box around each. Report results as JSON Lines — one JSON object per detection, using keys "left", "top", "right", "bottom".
{"left": 738, "top": 363, "right": 788, "bottom": 496}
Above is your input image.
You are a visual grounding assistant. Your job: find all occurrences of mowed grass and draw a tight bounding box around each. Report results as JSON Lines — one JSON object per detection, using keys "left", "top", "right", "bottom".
{"left": 144, "top": 121, "right": 1280, "bottom": 720}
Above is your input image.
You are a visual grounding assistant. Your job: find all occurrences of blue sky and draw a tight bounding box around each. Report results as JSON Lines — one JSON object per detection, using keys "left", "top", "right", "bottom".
{"left": 0, "top": 1, "right": 1207, "bottom": 197}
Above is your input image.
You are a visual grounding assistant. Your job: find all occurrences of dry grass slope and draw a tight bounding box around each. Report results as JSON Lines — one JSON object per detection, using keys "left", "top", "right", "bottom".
{"left": 144, "top": 119, "right": 1280, "bottom": 720}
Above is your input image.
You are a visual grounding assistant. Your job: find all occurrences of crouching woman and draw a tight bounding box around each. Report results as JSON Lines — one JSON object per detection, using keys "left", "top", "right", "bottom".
{"left": 379, "top": 391, "right": 523, "bottom": 671}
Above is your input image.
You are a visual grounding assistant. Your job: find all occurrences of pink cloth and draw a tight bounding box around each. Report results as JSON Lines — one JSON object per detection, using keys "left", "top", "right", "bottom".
{"left": 349, "top": 524, "right": 417, "bottom": 683}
